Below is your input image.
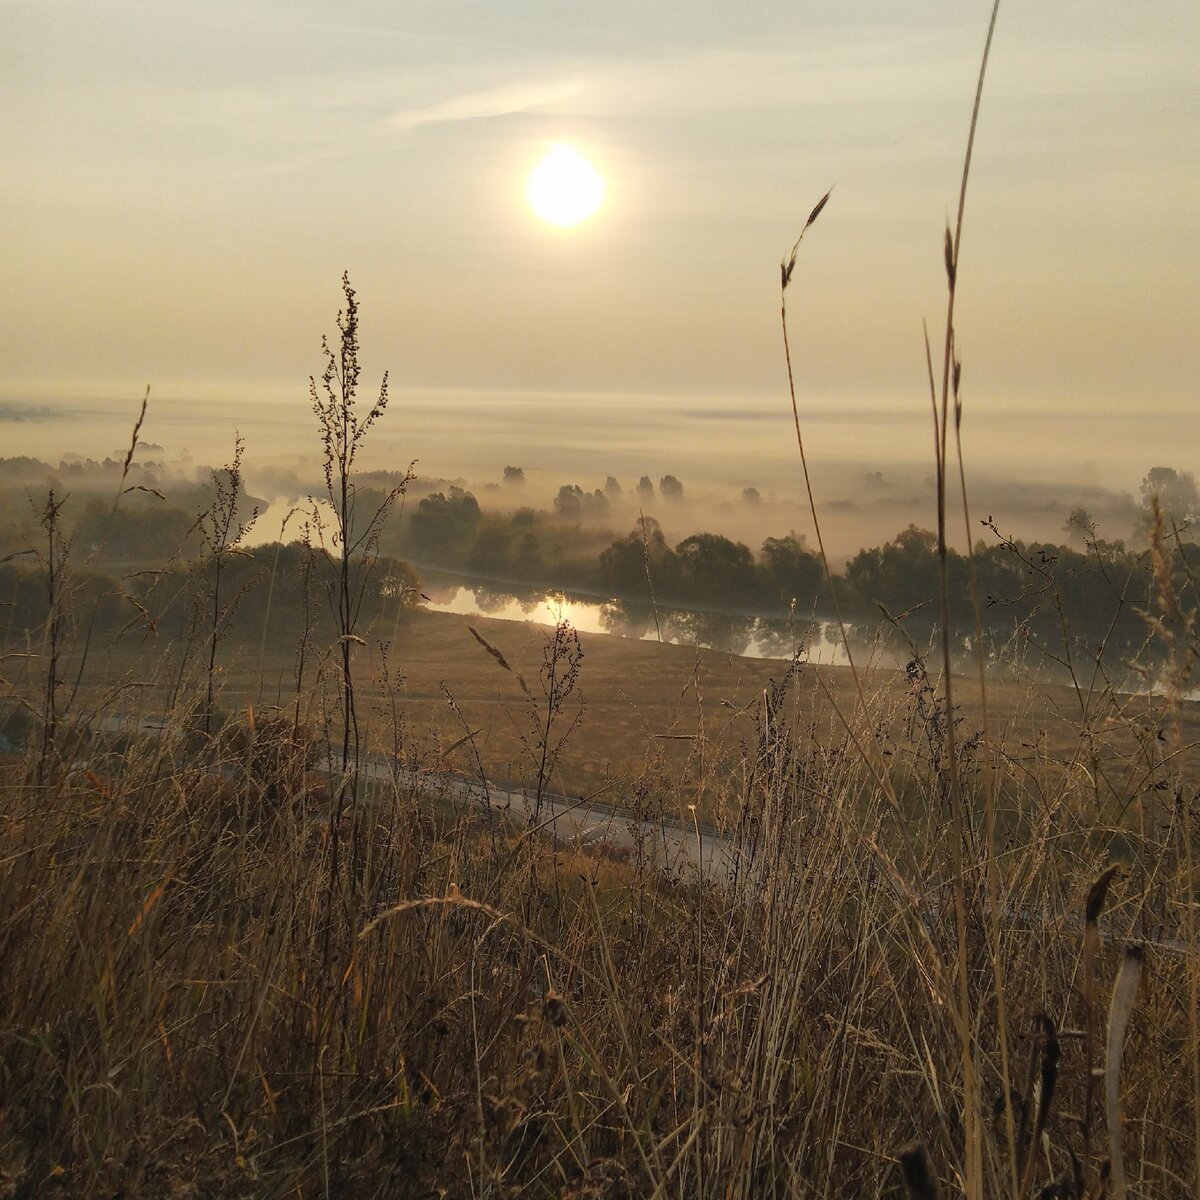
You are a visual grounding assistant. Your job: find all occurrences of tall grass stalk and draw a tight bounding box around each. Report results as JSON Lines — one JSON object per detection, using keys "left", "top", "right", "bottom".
{"left": 1148, "top": 499, "right": 1200, "bottom": 1196}
{"left": 928, "top": 5, "right": 1002, "bottom": 1196}
{"left": 780, "top": 200, "right": 906, "bottom": 819}
{"left": 197, "top": 436, "right": 258, "bottom": 736}
{"left": 310, "top": 271, "right": 410, "bottom": 891}
{"left": 30, "top": 491, "right": 70, "bottom": 786}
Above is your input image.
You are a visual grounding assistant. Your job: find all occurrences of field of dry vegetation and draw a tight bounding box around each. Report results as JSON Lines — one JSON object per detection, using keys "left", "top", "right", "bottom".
{"left": 3, "top": 6, "right": 1199, "bottom": 1196}
{"left": 1, "top": 585, "right": 1198, "bottom": 1197}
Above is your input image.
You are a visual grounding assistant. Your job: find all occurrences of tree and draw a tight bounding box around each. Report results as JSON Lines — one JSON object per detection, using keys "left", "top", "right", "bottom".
{"left": 503, "top": 465, "right": 525, "bottom": 485}
{"left": 409, "top": 487, "right": 481, "bottom": 553}
{"left": 742, "top": 486, "right": 761, "bottom": 506}
{"left": 598, "top": 520, "right": 674, "bottom": 597}
{"left": 554, "top": 484, "right": 584, "bottom": 519}
{"left": 636, "top": 476, "right": 655, "bottom": 500}
{"left": 659, "top": 474, "right": 684, "bottom": 500}
{"left": 673, "top": 533, "right": 756, "bottom": 604}
{"left": 554, "top": 484, "right": 609, "bottom": 519}
{"left": 844, "top": 526, "right": 950, "bottom": 615}
{"left": 73, "top": 495, "right": 198, "bottom": 562}
{"left": 468, "top": 525, "right": 512, "bottom": 575}
{"left": 605, "top": 475, "right": 623, "bottom": 498}
{"left": 1139, "top": 466, "right": 1199, "bottom": 525}
{"left": 513, "top": 532, "right": 544, "bottom": 580}
{"left": 759, "top": 532, "right": 821, "bottom": 607}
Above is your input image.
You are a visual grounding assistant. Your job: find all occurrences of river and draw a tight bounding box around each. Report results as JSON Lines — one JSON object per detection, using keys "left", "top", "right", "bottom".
{"left": 415, "top": 571, "right": 1200, "bottom": 703}
{"left": 416, "top": 571, "right": 915, "bottom": 669}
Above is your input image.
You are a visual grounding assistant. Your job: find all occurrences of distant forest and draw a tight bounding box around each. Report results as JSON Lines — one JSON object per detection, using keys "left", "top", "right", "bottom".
{"left": 379, "top": 469, "right": 1198, "bottom": 664}
{"left": 1, "top": 454, "right": 1196, "bottom": 670}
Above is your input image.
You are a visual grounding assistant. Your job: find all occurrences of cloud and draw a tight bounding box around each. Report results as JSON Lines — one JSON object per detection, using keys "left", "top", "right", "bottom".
{"left": 382, "top": 29, "right": 1198, "bottom": 135}
{"left": 388, "top": 79, "right": 586, "bottom": 133}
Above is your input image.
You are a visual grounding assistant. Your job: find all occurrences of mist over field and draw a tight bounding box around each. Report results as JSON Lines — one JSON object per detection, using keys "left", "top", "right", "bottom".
{"left": 0, "top": 385, "right": 1168, "bottom": 561}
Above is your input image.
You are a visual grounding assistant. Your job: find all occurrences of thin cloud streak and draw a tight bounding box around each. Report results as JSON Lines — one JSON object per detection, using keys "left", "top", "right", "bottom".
{"left": 376, "top": 33, "right": 1198, "bottom": 130}
{"left": 388, "top": 80, "right": 587, "bottom": 134}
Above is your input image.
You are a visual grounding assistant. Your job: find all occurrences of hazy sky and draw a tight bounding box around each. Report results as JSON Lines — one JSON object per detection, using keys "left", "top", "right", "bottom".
{"left": 4, "top": 1, "right": 1198, "bottom": 494}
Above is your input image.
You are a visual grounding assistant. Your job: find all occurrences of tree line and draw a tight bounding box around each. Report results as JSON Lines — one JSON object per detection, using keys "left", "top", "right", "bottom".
{"left": 3, "top": 456, "right": 1195, "bottom": 670}
{"left": 0, "top": 541, "right": 419, "bottom": 646}
{"left": 380, "top": 480, "right": 1193, "bottom": 652}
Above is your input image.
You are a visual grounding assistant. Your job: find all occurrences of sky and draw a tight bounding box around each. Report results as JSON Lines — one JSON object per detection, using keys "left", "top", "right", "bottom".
{"left": 3, "top": 0, "right": 1198, "bottom": 511}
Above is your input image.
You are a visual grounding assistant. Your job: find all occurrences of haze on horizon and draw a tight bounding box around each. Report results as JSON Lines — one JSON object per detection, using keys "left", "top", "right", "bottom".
{"left": 3, "top": 0, "right": 1198, "bottom": 508}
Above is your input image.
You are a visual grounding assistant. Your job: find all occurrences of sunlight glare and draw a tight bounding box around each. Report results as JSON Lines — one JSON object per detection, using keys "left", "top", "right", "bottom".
{"left": 526, "top": 144, "right": 604, "bottom": 228}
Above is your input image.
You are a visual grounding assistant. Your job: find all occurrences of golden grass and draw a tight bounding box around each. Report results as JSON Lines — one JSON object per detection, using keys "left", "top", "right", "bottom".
{"left": 1, "top": 643, "right": 1196, "bottom": 1196}
{"left": 58, "top": 604, "right": 1198, "bottom": 824}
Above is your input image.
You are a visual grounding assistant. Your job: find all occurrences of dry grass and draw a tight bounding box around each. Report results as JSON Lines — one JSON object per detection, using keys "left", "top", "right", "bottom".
{"left": 48, "top": 606, "right": 1200, "bottom": 823}
{"left": 0, "top": 639, "right": 1196, "bottom": 1196}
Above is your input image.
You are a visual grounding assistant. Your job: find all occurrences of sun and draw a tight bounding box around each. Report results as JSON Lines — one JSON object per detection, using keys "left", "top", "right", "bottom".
{"left": 526, "top": 144, "right": 604, "bottom": 228}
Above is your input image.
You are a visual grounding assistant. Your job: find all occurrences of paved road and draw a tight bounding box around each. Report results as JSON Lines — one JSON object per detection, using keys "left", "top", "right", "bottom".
{"left": 83, "top": 712, "right": 1195, "bottom": 958}
{"left": 359, "top": 754, "right": 743, "bottom": 885}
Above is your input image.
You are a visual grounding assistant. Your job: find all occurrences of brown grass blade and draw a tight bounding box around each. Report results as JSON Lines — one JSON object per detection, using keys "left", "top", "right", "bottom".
{"left": 1018, "top": 1014, "right": 1061, "bottom": 1196}
{"left": 1106, "top": 945, "right": 1145, "bottom": 1200}
{"left": 781, "top": 187, "right": 833, "bottom": 289}
{"left": 1083, "top": 865, "right": 1120, "bottom": 1164}
{"left": 468, "top": 624, "right": 531, "bottom": 695}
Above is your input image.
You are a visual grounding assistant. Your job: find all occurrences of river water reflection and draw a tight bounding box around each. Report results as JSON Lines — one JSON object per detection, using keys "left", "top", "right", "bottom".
{"left": 243, "top": 507, "right": 1169, "bottom": 687}
{"left": 419, "top": 576, "right": 917, "bottom": 669}
{"left": 417, "top": 575, "right": 1198, "bottom": 699}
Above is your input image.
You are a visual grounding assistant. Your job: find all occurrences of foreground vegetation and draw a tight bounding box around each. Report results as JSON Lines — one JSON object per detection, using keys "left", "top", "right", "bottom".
{"left": 1, "top": 616, "right": 1197, "bottom": 1197}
